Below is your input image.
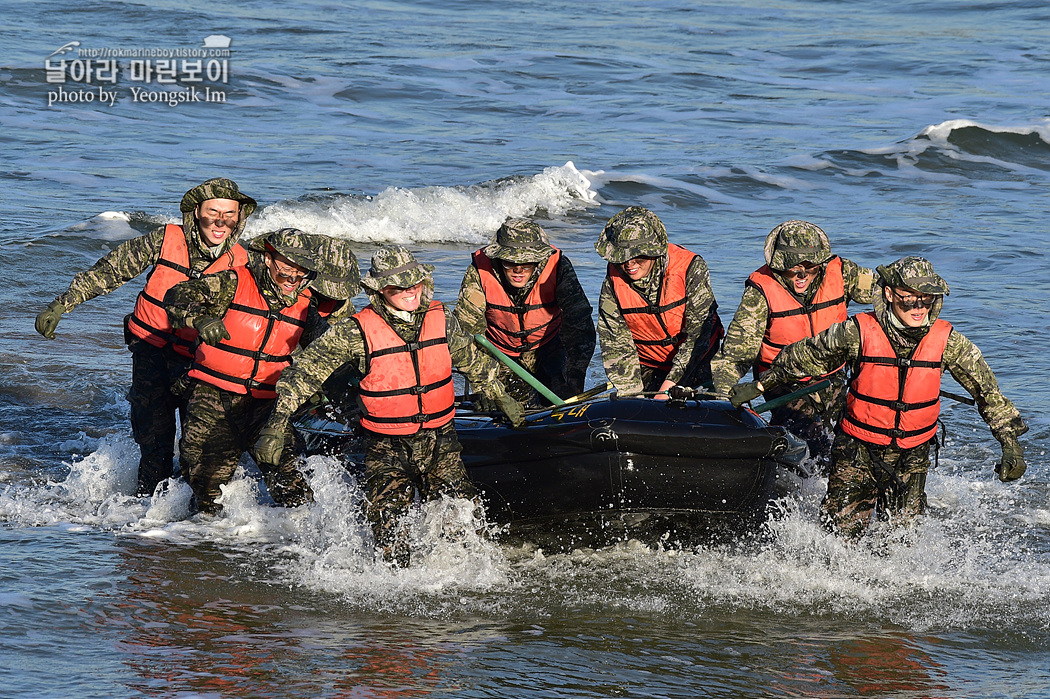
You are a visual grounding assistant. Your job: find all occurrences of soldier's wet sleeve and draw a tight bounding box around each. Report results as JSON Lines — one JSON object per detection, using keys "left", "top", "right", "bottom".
{"left": 444, "top": 308, "right": 507, "bottom": 398}
{"left": 841, "top": 257, "right": 877, "bottom": 305}
{"left": 55, "top": 226, "right": 166, "bottom": 310}
{"left": 270, "top": 319, "right": 368, "bottom": 425}
{"left": 666, "top": 256, "right": 718, "bottom": 386}
{"left": 942, "top": 330, "right": 1027, "bottom": 441}
{"left": 555, "top": 256, "right": 596, "bottom": 389}
{"left": 710, "top": 285, "right": 769, "bottom": 395}
{"left": 163, "top": 269, "right": 238, "bottom": 330}
{"left": 596, "top": 277, "right": 645, "bottom": 394}
{"left": 763, "top": 317, "right": 861, "bottom": 390}
{"left": 452, "top": 264, "right": 488, "bottom": 336}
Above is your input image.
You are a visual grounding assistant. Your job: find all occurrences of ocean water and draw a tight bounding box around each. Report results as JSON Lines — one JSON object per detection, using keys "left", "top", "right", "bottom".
{"left": 2, "top": 1, "right": 1050, "bottom": 696}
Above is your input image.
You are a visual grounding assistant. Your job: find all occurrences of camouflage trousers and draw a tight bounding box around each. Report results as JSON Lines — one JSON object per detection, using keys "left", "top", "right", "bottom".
{"left": 362, "top": 421, "right": 479, "bottom": 566}
{"left": 179, "top": 381, "right": 312, "bottom": 514}
{"left": 821, "top": 432, "right": 931, "bottom": 539}
{"left": 128, "top": 342, "right": 192, "bottom": 496}
{"left": 765, "top": 370, "right": 848, "bottom": 473}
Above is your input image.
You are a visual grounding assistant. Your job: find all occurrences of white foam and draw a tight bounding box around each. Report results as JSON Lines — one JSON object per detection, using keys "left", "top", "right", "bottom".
{"left": 245, "top": 162, "right": 598, "bottom": 245}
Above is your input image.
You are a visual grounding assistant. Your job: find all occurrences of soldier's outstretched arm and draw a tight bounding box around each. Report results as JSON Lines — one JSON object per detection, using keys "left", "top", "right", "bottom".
{"left": 841, "top": 258, "right": 877, "bottom": 305}
{"left": 761, "top": 317, "right": 860, "bottom": 390}
{"left": 55, "top": 226, "right": 167, "bottom": 311}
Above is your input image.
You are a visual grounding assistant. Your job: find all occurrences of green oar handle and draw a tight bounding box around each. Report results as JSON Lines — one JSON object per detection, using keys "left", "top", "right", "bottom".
{"left": 473, "top": 334, "right": 566, "bottom": 407}
{"left": 752, "top": 379, "right": 832, "bottom": 414}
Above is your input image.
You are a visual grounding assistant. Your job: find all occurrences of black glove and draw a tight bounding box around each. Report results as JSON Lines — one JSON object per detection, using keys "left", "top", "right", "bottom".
{"left": 729, "top": 380, "right": 764, "bottom": 408}
{"left": 35, "top": 300, "right": 66, "bottom": 339}
{"left": 253, "top": 426, "right": 286, "bottom": 467}
{"left": 996, "top": 437, "right": 1026, "bottom": 482}
{"left": 472, "top": 393, "right": 497, "bottom": 413}
{"left": 194, "top": 316, "right": 230, "bottom": 346}
{"left": 494, "top": 393, "right": 525, "bottom": 428}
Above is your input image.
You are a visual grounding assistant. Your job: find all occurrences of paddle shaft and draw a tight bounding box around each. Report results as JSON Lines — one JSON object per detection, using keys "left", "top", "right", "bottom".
{"left": 752, "top": 379, "right": 831, "bottom": 413}
{"left": 473, "top": 334, "right": 566, "bottom": 406}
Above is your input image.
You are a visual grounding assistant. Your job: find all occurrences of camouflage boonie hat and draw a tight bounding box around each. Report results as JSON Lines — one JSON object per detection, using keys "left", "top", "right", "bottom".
{"left": 179, "top": 177, "right": 257, "bottom": 215}
{"left": 248, "top": 228, "right": 320, "bottom": 272}
{"left": 360, "top": 245, "right": 434, "bottom": 291}
{"left": 764, "top": 220, "right": 833, "bottom": 271}
{"left": 876, "top": 256, "right": 950, "bottom": 295}
{"left": 484, "top": 218, "right": 554, "bottom": 265}
{"left": 594, "top": 206, "right": 668, "bottom": 264}
{"left": 299, "top": 234, "right": 361, "bottom": 300}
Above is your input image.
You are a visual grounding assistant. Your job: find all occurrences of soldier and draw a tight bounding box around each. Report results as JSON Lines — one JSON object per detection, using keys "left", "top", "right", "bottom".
{"left": 253, "top": 246, "right": 525, "bottom": 566}
{"left": 454, "top": 218, "right": 595, "bottom": 404}
{"left": 165, "top": 229, "right": 324, "bottom": 515}
{"left": 711, "top": 220, "right": 876, "bottom": 468}
{"left": 34, "top": 178, "right": 257, "bottom": 497}
{"left": 594, "top": 206, "right": 724, "bottom": 397}
{"left": 730, "top": 256, "right": 1028, "bottom": 538}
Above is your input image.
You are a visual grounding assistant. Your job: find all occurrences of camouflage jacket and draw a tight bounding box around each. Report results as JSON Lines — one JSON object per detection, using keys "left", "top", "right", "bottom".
{"left": 597, "top": 253, "right": 719, "bottom": 394}
{"left": 164, "top": 257, "right": 325, "bottom": 344}
{"left": 55, "top": 224, "right": 231, "bottom": 311}
{"left": 267, "top": 290, "right": 508, "bottom": 427}
{"left": 454, "top": 253, "right": 596, "bottom": 388}
{"left": 761, "top": 308, "right": 1027, "bottom": 443}
{"left": 711, "top": 257, "right": 876, "bottom": 395}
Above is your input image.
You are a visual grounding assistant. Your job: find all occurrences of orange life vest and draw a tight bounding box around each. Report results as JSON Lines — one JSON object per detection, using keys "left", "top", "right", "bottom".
{"left": 128, "top": 223, "right": 248, "bottom": 357}
{"left": 354, "top": 301, "right": 456, "bottom": 435}
{"left": 473, "top": 248, "right": 563, "bottom": 357}
{"left": 747, "top": 255, "right": 848, "bottom": 377}
{"left": 189, "top": 266, "right": 312, "bottom": 398}
{"left": 842, "top": 312, "right": 952, "bottom": 449}
{"left": 609, "top": 243, "right": 723, "bottom": 371}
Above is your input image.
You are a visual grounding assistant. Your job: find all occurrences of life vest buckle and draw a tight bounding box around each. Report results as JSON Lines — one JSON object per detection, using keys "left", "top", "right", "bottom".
{"left": 892, "top": 400, "right": 908, "bottom": 412}
{"left": 889, "top": 428, "right": 905, "bottom": 438}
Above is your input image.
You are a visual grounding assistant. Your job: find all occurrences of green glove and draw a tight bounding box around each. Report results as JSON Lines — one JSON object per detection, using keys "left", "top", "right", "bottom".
{"left": 253, "top": 426, "right": 286, "bottom": 467}
{"left": 729, "top": 380, "right": 764, "bottom": 408}
{"left": 35, "top": 300, "right": 66, "bottom": 340}
{"left": 996, "top": 437, "right": 1026, "bottom": 482}
{"left": 194, "top": 315, "right": 230, "bottom": 346}
{"left": 494, "top": 393, "right": 525, "bottom": 428}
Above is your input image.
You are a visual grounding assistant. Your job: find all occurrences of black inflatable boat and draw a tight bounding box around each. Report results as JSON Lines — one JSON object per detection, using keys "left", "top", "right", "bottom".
{"left": 294, "top": 389, "right": 810, "bottom": 549}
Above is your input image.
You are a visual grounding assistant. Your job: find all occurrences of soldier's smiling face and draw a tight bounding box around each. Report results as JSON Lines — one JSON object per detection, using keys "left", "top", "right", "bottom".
{"left": 619, "top": 256, "right": 655, "bottom": 281}
{"left": 195, "top": 198, "right": 240, "bottom": 246}
{"left": 381, "top": 282, "right": 424, "bottom": 312}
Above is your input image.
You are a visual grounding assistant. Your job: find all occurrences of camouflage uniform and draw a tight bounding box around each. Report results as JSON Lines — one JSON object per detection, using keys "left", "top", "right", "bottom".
{"left": 594, "top": 207, "right": 722, "bottom": 394}
{"left": 758, "top": 257, "right": 1028, "bottom": 538}
{"left": 37, "top": 178, "right": 257, "bottom": 496}
{"left": 454, "top": 218, "right": 596, "bottom": 404}
{"left": 711, "top": 221, "right": 876, "bottom": 467}
{"left": 262, "top": 246, "right": 517, "bottom": 565}
{"left": 166, "top": 230, "right": 322, "bottom": 514}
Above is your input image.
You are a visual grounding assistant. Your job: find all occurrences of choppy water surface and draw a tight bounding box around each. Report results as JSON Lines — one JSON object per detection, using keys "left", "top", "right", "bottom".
{"left": 2, "top": 0, "right": 1049, "bottom": 696}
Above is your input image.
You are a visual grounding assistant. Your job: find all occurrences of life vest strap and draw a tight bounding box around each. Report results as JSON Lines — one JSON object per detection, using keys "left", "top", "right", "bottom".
{"left": 858, "top": 354, "right": 942, "bottom": 369}
{"left": 369, "top": 335, "right": 448, "bottom": 359}
{"left": 848, "top": 389, "right": 939, "bottom": 413}
{"left": 227, "top": 302, "right": 308, "bottom": 328}
{"left": 359, "top": 374, "right": 452, "bottom": 398}
{"left": 620, "top": 296, "right": 686, "bottom": 315}
{"left": 363, "top": 403, "right": 455, "bottom": 424}
{"left": 842, "top": 413, "right": 935, "bottom": 441}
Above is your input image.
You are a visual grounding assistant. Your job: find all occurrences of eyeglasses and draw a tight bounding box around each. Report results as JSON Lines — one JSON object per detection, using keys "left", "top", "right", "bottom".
{"left": 781, "top": 265, "right": 820, "bottom": 280}
{"left": 500, "top": 261, "right": 537, "bottom": 273}
{"left": 891, "top": 290, "right": 937, "bottom": 310}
